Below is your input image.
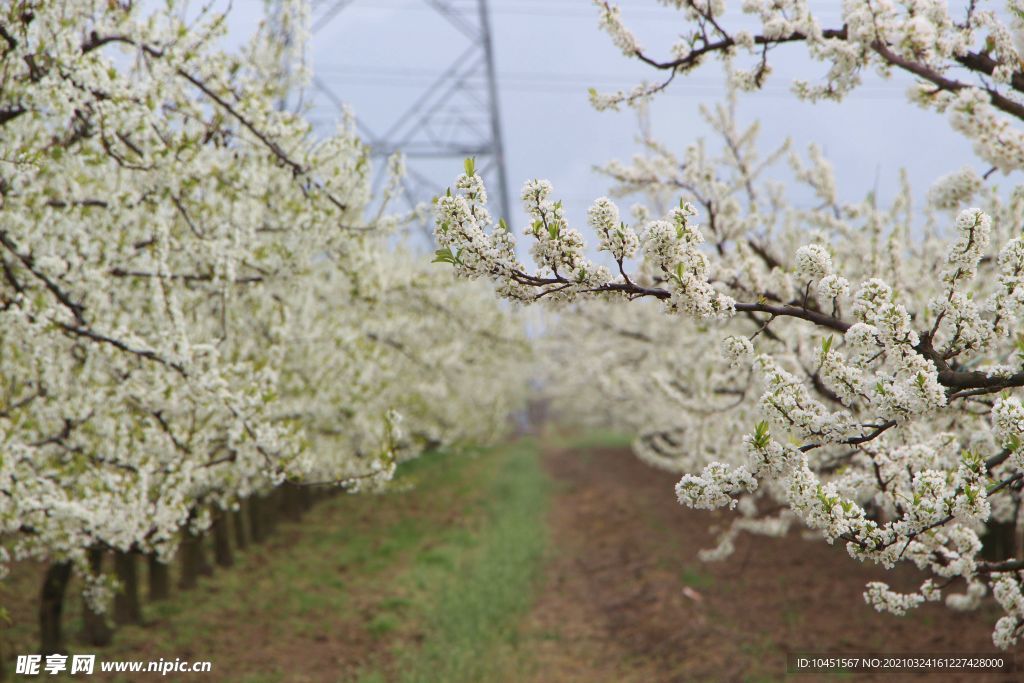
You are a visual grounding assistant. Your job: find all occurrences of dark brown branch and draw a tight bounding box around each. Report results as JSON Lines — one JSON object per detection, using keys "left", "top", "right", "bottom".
{"left": 0, "top": 107, "right": 26, "bottom": 125}
{"left": 628, "top": 17, "right": 1024, "bottom": 122}
{"left": 734, "top": 302, "right": 851, "bottom": 333}
{"left": 45, "top": 198, "right": 109, "bottom": 209}
{"left": 633, "top": 28, "right": 848, "bottom": 72}
{"left": 870, "top": 41, "right": 1024, "bottom": 121}
{"left": 954, "top": 50, "right": 1024, "bottom": 96}
{"left": 150, "top": 410, "right": 191, "bottom": 455}
{"left": 846, "top": 420, "right": 897, "bottom": 445}
{"left": 108, "top": 268, "right": 262, "bottom": 284}
{"left": 938, "top": 368, "right": 1024, "bottom": 391}
{"left": 78, "top": 32, "right": 350, "bottom": 213}
{"left": 57, "top": 323, "right": 187, "bottom": 376}
{"left": 978, "top": 558, "right": 1024, "bottom": 574}
{"left": 0, "top": 230, "right": 87, "bottom": 324}
{"left": 886, "top": 472, "right": 1024, "bottom": 550}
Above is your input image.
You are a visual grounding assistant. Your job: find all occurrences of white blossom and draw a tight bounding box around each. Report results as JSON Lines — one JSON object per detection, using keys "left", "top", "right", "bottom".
{"left": 795, "top": 244, "right": 833, "bottom": 279}
{"left": 430, "top": 1, "right": 1024, "bottom": 649}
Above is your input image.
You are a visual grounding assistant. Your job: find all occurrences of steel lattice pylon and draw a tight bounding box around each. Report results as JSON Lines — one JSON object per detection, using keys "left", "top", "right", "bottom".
{"left": 307, "top": 0, "right": 511, "bottom": 231}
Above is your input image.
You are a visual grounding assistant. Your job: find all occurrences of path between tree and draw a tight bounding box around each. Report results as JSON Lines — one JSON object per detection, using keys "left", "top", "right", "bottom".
{"left": 5, "top": 440, "right": 1014, "bottom": 682}
{"left": 519, "top": 442, "right": 1011, "bottom": 683}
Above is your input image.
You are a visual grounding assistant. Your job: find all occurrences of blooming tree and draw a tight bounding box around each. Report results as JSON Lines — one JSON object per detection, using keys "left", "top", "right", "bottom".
{"left": 0, "top": 0, "right": 528, "bottom": 642}
{"left": 433, "top": 0, "right": 1024, "bottom": 650}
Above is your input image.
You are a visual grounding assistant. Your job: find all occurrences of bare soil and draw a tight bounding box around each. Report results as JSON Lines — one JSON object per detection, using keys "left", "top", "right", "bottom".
{"left": 4, "top": 442, "right": 1017, "bottom": 682}
{"left": 521, "top": 444, "right": 1015, "bottom": 683}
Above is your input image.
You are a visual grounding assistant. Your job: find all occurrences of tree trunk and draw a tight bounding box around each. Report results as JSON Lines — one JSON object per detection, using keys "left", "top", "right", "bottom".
{"left": 148, "top": 554, "right": 171, "bottom": 602}
{"left": 981, "top": 521, "right": 1018, "bottom": 562}
{"left": 232, "top": 505, "right": 248, "bottom": 551}
{"left": 262, "top": 491, "right": 279, "bottom": 536}
{"left": 198, "top": 532, "right": 214, "bottom": 577}
{"left": 113, "top": 551, "right": 143, "bottom": 626}
{"left": 280, "top": 484, "right": 296, "bottom": 521}
{"left": 80, "top": 548, "right": 114, "bottom": 646}
{"left": 39, "top": 561, "right": 72, "bottom": 655}
{"left": 248, "top": 495, "right": 266, "bottom": 544}
{"left": 283, "top": 483, "right": 305, "bottom": 521}
{"left": 178, "top": 531, "right": 210, "bottom": 590}
{"left": 178, "top": 536, "right": 198, "bottom": 591}
{"left": 211, "top": 510, "right": 234, "bottom": 568}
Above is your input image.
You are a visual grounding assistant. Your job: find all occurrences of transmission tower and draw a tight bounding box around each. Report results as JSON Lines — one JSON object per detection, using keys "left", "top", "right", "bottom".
{"left": 307, "top": 0, "right": 512, "bottom": 231}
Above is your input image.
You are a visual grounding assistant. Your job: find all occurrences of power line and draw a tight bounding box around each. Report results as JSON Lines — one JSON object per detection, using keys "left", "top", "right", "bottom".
{"left": 307, "top": 63, "right": 913, "bottom": 100}
{"left": 278, "top": 0, "right": 847, "bottom": 22}
{"left": 307, "top": 0, "right": 513, "bottom": 232}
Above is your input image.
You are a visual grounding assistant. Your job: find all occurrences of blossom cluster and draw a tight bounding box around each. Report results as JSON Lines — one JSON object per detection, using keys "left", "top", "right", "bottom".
{"left": 434, "top": 80, "right": 1024, "bottom": 647}
{"left": 0, "top": 0, "right": 529, "bottom": 614}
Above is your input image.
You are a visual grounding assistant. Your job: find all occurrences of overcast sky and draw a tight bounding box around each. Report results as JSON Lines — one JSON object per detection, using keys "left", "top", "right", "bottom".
{"left": 219, "top": 0, "right": 984, "bottom": 235}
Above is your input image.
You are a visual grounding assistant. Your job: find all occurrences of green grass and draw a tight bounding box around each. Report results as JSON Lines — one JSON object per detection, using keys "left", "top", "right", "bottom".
{"left": 680, "top": 565, "right": 715, "bottom": 590}
{"left": 368, "top": 614, "right": 400, "bottom": 638}
{"left": 359, "top": 439, "right": 550, "bottom": 683}
{"left": 2, "top": 441, "right": 550, "bottom": 682}
{"left": 545, "top": 427, "right": 634, "bottom": 451}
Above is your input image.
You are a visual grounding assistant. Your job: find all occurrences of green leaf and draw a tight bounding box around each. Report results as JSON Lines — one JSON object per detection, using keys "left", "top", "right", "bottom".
{"left": 464, "top": 157, "right": 476, "bottom": 176}
{"left": 432, "top": 247, "right": 457, "bottom": 265}
{"left": 753, "top": 420, "right": 771, "bottom": 449}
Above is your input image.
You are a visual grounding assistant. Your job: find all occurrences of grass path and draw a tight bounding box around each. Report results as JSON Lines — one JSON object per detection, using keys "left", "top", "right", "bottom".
{"left": 356, "top": 439, "right": 548, "bottom": 683}
{"left": 5, "top": 434, "right": 1011, "bottom": 682}
{"left": 3, "top": 440, "right": 549, "bottom": 682}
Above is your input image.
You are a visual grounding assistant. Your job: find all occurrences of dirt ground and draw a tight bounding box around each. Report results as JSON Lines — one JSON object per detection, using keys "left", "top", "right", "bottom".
{"left": 4, "top": 442, "right": 1018, "bottom": 682}
{"left": 521, "top": 444, "right": 1015, "bottom": 683}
